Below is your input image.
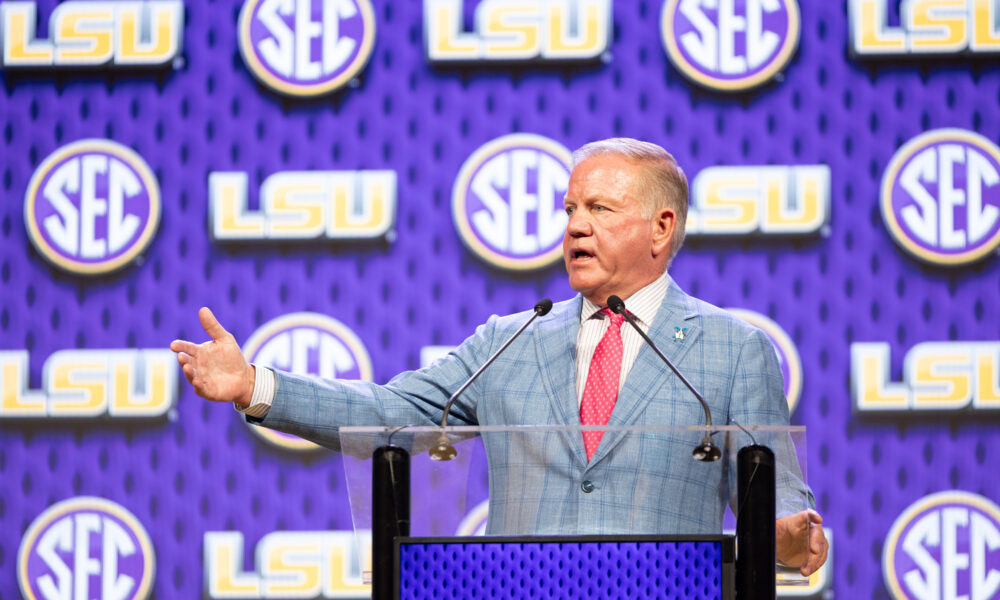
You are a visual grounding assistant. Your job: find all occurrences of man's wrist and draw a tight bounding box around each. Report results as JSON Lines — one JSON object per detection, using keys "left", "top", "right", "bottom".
{"left": 236, "top": 364, "right": 256, "bottom": 409}
{"left": 235, "top": 365, "right": 275, "bottom": 418}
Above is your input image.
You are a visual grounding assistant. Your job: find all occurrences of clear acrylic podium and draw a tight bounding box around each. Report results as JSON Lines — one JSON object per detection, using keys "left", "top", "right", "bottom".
{"left": 339, "top": 424, "right": 809, "bottom": 600}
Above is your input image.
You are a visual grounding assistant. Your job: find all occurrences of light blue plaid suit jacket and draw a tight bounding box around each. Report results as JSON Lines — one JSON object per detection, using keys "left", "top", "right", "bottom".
{"left": 254, "top": 277, "right": 810, "bottom": 534}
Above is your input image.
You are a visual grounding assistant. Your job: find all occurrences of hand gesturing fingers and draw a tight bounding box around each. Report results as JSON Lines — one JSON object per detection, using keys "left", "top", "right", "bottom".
{"left": 169, "top": 307, "right": 254, "bottom": 406}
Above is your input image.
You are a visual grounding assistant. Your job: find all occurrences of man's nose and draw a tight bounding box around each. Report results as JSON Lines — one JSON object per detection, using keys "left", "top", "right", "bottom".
{"left": 565, "top": 211, "right": 592, "bottom": 237}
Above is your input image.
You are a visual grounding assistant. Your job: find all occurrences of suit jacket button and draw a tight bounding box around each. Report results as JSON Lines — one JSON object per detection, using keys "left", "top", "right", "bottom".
{"left": 581, "top": 480, "right": 595, "bottom": 493}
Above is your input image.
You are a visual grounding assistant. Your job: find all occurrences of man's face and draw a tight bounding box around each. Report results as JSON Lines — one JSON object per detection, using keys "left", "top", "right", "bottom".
{"left": 562, "top": 154, "right": 674, "bottom": 305}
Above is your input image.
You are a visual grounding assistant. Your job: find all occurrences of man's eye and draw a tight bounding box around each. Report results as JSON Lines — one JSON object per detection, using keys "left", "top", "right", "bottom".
{"left": 565, "top": 206, "right": 575, "bottom": 215}
{"left": 594, "top": 205, "right": 605, "bottom": 212}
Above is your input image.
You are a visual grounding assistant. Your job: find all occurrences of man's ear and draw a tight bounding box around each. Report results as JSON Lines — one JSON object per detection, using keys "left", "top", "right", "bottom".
{"left": 651, "top": 207, "right": 676, "bottom": 257}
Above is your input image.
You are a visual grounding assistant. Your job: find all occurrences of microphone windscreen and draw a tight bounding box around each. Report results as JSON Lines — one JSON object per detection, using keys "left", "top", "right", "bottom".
{"left": 534, "top": 298, "right": 553, "bottom": 315}
{"left": 607, "top": 295, "right": 626, "bottom": 314}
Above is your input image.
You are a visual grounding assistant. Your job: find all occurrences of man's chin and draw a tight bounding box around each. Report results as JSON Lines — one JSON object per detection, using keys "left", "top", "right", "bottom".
{"left": 567, "top": 276, "right": 594, "bottom": 295}
{"left": 569, "top": 282, "right": 607, "bottom": 305}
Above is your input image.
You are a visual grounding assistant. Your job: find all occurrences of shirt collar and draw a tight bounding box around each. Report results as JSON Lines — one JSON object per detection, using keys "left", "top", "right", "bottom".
{"left": 579, "top": 271, "right": 670, "bottom": 325}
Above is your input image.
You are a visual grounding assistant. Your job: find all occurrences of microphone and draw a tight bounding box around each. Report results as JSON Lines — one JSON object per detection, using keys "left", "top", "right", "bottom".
{"left": 606, "top": 295, "right": 721, "bottom": 462}
{"left": 429, "top": 298, "right": 554, "bottom": 461}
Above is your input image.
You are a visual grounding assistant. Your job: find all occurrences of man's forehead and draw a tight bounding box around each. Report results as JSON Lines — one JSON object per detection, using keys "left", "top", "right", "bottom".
{"left": 571, "top": 152, "right": 640, "bottom": 172}
{"left": 566, "top": 164, "right": 640, "bottom": 201}
{"left": 568, "top": 156, "right": 644, "bottom": 191}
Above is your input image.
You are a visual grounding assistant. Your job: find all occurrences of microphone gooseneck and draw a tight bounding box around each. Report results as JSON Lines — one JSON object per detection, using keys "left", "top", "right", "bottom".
{"left": 606, "top": 295, "right": 721, "bottom": 462}
{"left": 429, "top": 298, "right": 554, "bottom": 461}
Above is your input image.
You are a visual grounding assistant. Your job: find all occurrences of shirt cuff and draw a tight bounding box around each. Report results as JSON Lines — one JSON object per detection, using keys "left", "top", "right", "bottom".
{"left": 234, "top": 364, "right": 275, "bottom": 418}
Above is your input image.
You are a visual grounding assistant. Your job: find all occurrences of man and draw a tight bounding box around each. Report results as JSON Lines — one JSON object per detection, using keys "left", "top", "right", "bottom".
{"left": 172, "top": 138, "right": 828, "bottom": 575}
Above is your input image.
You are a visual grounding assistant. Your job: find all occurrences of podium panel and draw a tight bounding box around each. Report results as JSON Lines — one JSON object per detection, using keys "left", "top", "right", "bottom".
{"left": 395, "top": 535, "right": 734, "bottom": 600}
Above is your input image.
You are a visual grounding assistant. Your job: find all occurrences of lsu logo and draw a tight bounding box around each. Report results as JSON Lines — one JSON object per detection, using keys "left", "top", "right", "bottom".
{"left": 18, "top": 497, "right": 155, "bottom": 600}
{"left": 452, "top": 134, "right": 571, "bottom": 270}
{"left": 852, "top": 342, "right": 1000, "bottom": 411}
{"left": 208, "top": 170, "right": 396, "bottom": 241}
{"left": 238, "top": 0, "right": 376, "bottom": 97}
{"left": 686, "top": 165, "right": 830, "bottom": 236}
{"left": 881, "top": 129, "right": 1000, "bottom": 266}
{"left": 204, "top": 530, "right": 370, "bottom": 599}
{"left": 850, "top": 0, "right": 1000, "bottom": 55}
{"left": 660, "top": 0, "right": 801, "bottom": 91}
{"left": 883, "top": 491, "right": 1000, "bottom": 600}
{"left": 726, "top": 309, "right": 803, "bottom": 414}
{"left": 0, "top": 349, "right": 177, "bottom": 418}
{"left": 424, "top": 0, "right": 611, "bottom": 62}
{"left": 1, "top": 1, "right": 183, "bottom": 68}
{"left": 242, "top": 313, "right": 373, "bottom": 450}
{"left": 24, "top": 139, "right": 160, "bottom": 275}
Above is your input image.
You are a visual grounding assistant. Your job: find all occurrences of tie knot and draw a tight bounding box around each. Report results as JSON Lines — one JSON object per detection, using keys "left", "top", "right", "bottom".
{"left": 600, "top": 307, "right": 626, "bottom": 328}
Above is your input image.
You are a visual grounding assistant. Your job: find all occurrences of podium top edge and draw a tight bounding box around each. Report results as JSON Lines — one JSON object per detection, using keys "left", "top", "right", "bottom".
{"left": 337, "top": 424, "right": 806, "bottom": 433}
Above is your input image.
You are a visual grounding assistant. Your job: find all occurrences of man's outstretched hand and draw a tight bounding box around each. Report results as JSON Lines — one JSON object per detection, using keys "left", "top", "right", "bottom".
{"left": 170, "top": 307, "right": 255, "bottom": 408}
{"left": 776, "top": 509, "right": 828, "bottom": 576}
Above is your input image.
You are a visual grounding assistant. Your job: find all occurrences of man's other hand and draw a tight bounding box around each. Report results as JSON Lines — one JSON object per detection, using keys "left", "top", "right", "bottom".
{"left": 776, "top": 509, "right": 828, "bottom": 576}
{"left": 170, "top": 307, "right": 255, "bottom": 408}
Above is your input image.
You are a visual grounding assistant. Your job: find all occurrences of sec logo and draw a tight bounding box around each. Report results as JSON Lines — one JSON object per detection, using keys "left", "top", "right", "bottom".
{"left": 18, "top": 497, "right": 155, "bottom": 600}
{"left": 24, "top": 139, "right": 160, "bottom": 275}
{"left": 660, "top": 0, "right": 800, "bottom": 91}
{"left": 883, "top": 491, "right": 1000, "bottom": 600}
{"left": 726, "top": 308, "right": 802, "bottom": 414}
{"left": 238, "top": 0, "right": 376, "bottom": 97}
{"left": 452, "top": 134, "right": 571, "bottom": 271}
{"left": 242, "top": 312, "right": 373, "bottom": 451}
{"left": 881, "top": 129, "right": 1000, "bottom": 266}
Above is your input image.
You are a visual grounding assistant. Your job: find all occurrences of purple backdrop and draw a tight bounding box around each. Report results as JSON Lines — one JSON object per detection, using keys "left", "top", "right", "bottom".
{"left": 2, "top": 0, "right": 999, "bottom": 598}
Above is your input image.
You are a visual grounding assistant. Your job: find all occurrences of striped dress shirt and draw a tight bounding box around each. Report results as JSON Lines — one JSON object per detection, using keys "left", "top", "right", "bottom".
{"left": 574, "top": 272, "right": 669, "bottom": 407}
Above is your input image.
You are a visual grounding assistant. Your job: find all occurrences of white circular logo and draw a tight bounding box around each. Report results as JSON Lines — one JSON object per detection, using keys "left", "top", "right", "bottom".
{"left": 242, "top": 312, "right": 373, "bottom": 451}
{"left": 24, "top": 139, "right": 160, "bottom": 275}
{"left": 18, "top": 497, "right": 155, "bottom": 600}
{"left": 452, "top": 134, "right": 571, "bottom": 271}
{"left": 238, "top": 0, "right": 377, "bottom": 97}
{"left": 881, "top": 129, "right": 1000, "bottom": 266}
{"left": 883, "top": 491, "right": 1000, "bottom": 600}
{"left": 661, "top": 0, "right": 801, "bottom": 91}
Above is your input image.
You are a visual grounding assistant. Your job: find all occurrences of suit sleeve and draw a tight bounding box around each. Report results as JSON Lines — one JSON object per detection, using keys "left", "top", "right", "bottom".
{"left": 246, "top": 315, "right": 502, "bottom": 450}
{"left": 726, "top": 327, "right": 815, "bottom": 518}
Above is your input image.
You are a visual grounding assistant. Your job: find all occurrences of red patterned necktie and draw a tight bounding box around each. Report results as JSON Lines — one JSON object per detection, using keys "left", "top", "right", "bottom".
{"left": 580, "top": 308, "right": 626, "bottom": 461}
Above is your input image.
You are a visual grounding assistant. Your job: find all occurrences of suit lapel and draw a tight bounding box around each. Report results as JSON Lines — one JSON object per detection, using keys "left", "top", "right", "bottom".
{"left": 588, "top": 279, "right": 703, "bottom": 466}
{"left": 535, "top": 296, "right": 582, "bottom": 426}
{"left": 534, "top": 296, "right": 588, "bottom": 466}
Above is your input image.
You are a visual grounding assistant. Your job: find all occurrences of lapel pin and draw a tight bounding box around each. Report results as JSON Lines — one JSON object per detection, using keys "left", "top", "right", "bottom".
{"left": 673, "top": 326, "right": 687, "bottom": 342}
